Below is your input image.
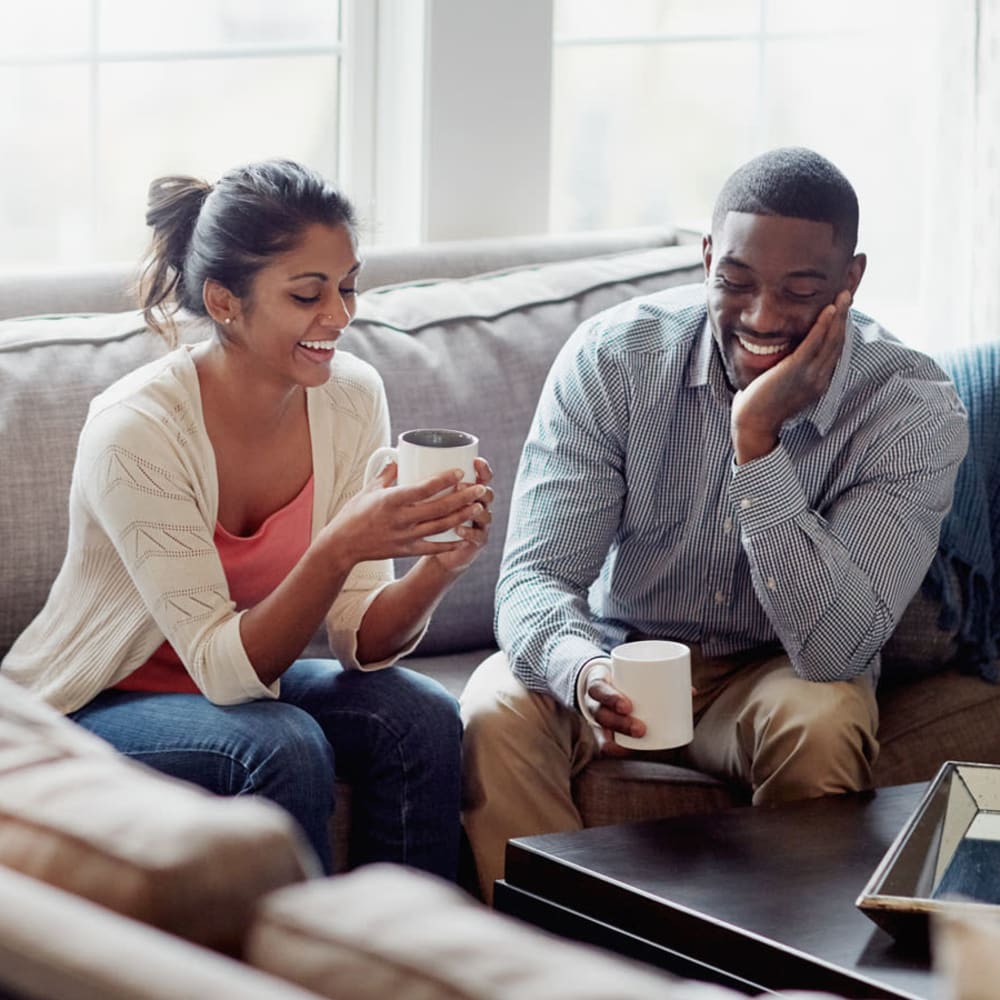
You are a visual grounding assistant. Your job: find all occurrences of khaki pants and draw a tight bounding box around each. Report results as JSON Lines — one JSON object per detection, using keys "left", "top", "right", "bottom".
{"left": 460, "top": 646, "right": 879, "bottom": 903}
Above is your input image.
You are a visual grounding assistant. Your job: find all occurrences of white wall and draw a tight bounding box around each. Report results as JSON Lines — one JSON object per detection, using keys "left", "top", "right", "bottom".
{"left": 422, "top": 0, "right": 553, "bottom": 241}
{"left": 343, "top": 0, "right": 554, "bottom": 246}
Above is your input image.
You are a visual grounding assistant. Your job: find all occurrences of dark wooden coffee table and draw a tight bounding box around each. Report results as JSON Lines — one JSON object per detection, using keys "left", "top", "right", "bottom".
{"left": 495, "top": 783, "right": 943, "bottom": 999}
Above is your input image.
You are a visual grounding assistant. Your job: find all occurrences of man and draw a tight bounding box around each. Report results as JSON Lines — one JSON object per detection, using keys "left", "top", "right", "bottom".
{"left": 460, "top": 147, "right": 968, "bottom": 903}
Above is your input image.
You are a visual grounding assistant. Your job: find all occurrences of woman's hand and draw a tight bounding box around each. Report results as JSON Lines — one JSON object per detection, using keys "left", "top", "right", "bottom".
{"left": 348, "top": 457, "right": 495, "bottom": 664}
{"left": 322, "top": 462, "right": 489, "bottom": 567}
{"left": 428, "top": 457, "right": 495, "bottom": 575}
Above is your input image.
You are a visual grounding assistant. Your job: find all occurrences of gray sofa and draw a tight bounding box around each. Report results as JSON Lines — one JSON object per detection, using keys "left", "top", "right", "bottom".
{"left": 2, "top": 227, "right": 1000, "bottom": 876}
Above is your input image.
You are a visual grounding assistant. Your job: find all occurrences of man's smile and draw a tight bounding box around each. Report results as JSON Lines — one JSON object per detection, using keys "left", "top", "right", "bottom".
{"left": 736, "top": 334, "right": 792, "bottom": 357}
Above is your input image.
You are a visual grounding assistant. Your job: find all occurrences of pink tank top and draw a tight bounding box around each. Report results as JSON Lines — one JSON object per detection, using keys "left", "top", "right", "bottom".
{"left": 115, "top": 476, "right": 315, "bottom": 693}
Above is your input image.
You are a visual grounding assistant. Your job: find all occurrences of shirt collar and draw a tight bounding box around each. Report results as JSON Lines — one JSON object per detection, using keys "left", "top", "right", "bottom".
{"left": 687, "top": 317, "right": 731, "bottom": 408}
{"left": 687, "top": 312, "right": 857, "bottom": 437}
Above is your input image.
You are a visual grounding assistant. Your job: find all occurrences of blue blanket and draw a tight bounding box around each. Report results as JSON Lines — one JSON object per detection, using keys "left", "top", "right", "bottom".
{"left": 925, "top": 342, "right": 1000, "bottom": 682}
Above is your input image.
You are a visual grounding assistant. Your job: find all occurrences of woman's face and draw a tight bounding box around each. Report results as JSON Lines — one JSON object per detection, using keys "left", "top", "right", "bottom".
{"left": 221, "top": 222, "right": 360, "bottom": 389}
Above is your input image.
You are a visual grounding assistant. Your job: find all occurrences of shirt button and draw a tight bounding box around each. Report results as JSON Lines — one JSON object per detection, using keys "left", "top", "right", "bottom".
{"left": 714, "top": 590, "right": 726, "bottom": 605}
{"left": 767, "top": 577, "right": 778, "bottom": 591}
{"left": 723, "top": 516, "right": 733, "bottom": 534}
{"left": 740, "top": 498, "right": 752, "bottom": 510}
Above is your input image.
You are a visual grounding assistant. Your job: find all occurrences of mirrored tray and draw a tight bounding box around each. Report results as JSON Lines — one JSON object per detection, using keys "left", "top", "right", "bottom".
{"left": 857, "top": 761, "right": 1000, "bottom": 945}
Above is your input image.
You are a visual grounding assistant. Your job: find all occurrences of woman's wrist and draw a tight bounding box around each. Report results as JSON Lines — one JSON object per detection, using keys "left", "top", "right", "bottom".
{"left": 313, "top": 524, "right": 358, "bottom": 581}
{"left": 421, "top": 552, "right": 468, "bottom": 582}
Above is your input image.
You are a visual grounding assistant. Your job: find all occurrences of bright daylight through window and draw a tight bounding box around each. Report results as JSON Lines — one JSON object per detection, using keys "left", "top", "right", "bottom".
{"left": 550, "top": 0, "right": 939, "bottom": 349}
{"left": 2, "top": 0, "right": 978, "bottom": 352}
{"left": 1, "top": 0, "right": 342, "bottom": 267}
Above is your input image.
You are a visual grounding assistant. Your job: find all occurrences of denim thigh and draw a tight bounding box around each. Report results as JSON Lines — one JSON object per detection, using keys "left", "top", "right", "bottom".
{"left": 279, "top": 659, "right": 463, "bottom": 880}
{"left": 71, "top": 660, "right": 463, "bottom": 881}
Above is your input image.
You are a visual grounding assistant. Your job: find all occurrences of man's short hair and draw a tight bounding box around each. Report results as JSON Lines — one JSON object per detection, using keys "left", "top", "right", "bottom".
{"left": 711, "top": 147, "right": 859, "bottom": 252}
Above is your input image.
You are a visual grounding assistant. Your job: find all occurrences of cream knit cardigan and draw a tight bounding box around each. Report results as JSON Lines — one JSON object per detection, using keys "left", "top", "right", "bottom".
{"left": 2, "top": 346, "right": 408, "bottom": 714}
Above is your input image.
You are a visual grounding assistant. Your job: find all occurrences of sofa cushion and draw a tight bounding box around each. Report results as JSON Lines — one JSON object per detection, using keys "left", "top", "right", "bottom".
{"left": 573, "top": 758, "right": 748, "bottom": 828}
{"left": 875, "top": 668, "right": 1000, "bottom": 784}
{"left": 0, "top": 310, "right": 172, "bottom": 660}
{"left": 881, "top": 562, "right": 962, "bottom": 683}
{"left": 247, "top": 863, "right": 754, "bottom": 1000}
{"left": 0, "top": 229, "right": 680, "bottom": 322}
{"left": 333, "top": 245, "right": 705, "bottom": 655}
{"left": 0, "top": 674, "right": 317, "bottom": 953}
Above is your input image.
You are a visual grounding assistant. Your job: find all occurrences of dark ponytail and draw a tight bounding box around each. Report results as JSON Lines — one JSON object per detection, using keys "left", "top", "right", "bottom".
{"left": 139, "top": 176, "right": 212, "bottom": 343}
{"left": 138, "top": 160, "right": 357, "bottom": 345}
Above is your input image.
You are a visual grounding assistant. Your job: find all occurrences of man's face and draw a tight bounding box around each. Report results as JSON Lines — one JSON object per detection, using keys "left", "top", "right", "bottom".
{"left": 703, "top": 211, "right": 863, "bottom": 391}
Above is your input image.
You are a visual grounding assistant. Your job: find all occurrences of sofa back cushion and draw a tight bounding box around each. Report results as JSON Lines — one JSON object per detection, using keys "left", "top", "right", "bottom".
{"left": 335, "top": 245, "right": 704, "bottom": 654}
{"left": 0, "top": 311, "right": 169, "bottom": 660}
{"left": 0, "top": 244, "right": 703, "bottom": 661}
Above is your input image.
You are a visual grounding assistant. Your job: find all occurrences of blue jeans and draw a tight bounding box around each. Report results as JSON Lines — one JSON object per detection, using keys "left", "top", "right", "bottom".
{"left": 70, "top": 659, "right": 462, "bottom": 880}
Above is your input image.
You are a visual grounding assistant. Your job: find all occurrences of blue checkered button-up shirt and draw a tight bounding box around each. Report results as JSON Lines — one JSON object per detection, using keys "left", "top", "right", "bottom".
{"left": 495, "top": 283, "right": 969, "bottom": 709}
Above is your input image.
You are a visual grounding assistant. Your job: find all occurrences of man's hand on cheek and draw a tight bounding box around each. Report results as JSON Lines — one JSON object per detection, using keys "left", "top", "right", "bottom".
{"left": 730, "top": 289, "right": 852, "bottom": 465}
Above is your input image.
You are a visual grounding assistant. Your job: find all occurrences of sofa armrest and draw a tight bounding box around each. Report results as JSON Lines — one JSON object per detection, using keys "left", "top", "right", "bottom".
{"left": 0, "top": 865, "right": 317, "bottom": 1000}
{"left": 247, "top": 864, "right": 768, "bottom": 1000}
{"left": 0, "top": 676, "right": 318, "bottom": 954}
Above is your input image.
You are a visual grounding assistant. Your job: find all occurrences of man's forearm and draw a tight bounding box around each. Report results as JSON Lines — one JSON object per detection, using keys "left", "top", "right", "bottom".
{"left": 495, "top": 571, "right": 608, "bottom": 708}
{"left": 733, "top": 430, "right": 963, "bottom": 681}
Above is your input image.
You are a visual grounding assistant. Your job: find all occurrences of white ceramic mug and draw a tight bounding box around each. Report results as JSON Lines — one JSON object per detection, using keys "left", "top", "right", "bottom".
{"left": 589, "top": 640, "right": 694, "bottom": 751}
{"left": 364, "top": 428, "right": 478, "bottom": 542}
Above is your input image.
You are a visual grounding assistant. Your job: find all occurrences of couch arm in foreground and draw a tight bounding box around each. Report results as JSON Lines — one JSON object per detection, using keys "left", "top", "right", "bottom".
{"left": 0, "top": 864, "right": 317, "bottom": 1000}
{"left": 247, "top": 864, "right": 842, "bottom": 1000}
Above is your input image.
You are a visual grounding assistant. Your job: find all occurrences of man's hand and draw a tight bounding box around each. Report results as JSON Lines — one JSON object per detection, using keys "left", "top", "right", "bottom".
{"left": 731, "top": 289, "right": 852, "bottom": 464}
{"left": 583, "top": 675, "right": 645, "bottom": 757}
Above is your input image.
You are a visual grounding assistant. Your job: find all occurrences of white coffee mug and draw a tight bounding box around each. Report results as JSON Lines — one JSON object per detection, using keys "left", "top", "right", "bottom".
{"left": 590, "top": 640, "right": 694, "bottom": 751}
{"left": 364, "top": 428, "right": 478, "bottom": 542}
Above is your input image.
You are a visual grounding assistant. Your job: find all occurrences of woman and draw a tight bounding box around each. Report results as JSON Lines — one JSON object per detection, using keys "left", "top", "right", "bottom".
{"left": 1, "top": 159, "right": 493, "bottom": 879}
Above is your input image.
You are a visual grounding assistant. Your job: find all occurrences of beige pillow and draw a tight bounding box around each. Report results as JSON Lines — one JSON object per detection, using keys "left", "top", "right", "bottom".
{"left": 0, "top": 675, "right": 318, "bottom": 954}
{"left": 248, "top": 863, "right": 802, "bottom": 1000}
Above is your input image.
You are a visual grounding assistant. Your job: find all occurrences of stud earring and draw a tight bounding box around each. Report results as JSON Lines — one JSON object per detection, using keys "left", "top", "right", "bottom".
{"left": 224, "top": 317, "right": 233, "bottom": 325}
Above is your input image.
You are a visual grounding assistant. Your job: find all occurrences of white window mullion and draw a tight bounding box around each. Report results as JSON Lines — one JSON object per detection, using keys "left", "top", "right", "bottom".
{"left": 339, "top": 0, "right": 427, "bottom": 246}
{"left": 756, "top": 0, "right": 769, "bottom": 152}
{"left": 372, "top": 0, "right": 427, "bottom": 246}
{"left": 88, "top": 0, "right": 101, "bottom": 258}
{"left": 338, "top": 0, "right": 378, "bottom": 228}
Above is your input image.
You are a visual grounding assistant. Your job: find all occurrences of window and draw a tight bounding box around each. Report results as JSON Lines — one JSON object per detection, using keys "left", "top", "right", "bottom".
{"left": 1, "top": 0, "right": 343, "bottom": 267}
{"left": 3, "top": 1, "right": 983, "bottom": 351}
{"left": 550, "top": 0, "right": 938, "bottom": 347}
